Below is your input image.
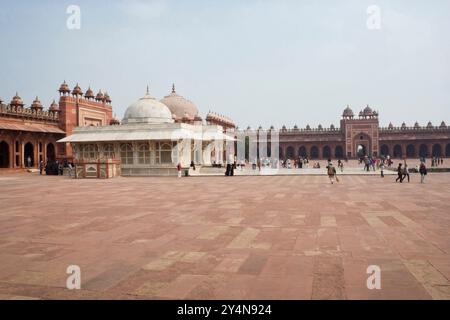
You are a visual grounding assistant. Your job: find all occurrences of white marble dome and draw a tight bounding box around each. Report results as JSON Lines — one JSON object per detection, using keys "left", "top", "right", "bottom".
{"left": 122, "top": 88, "right": 174, "bottom": 124}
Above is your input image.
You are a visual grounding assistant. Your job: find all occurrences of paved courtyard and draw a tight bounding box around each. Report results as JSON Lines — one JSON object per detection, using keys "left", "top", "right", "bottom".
{"left": 0, "top": 172, "right": 449, "bottom": 300}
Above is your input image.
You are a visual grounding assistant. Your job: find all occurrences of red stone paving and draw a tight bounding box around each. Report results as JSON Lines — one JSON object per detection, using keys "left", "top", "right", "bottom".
{"left": 0, "top": 172, "right": 449, "bottom": 300}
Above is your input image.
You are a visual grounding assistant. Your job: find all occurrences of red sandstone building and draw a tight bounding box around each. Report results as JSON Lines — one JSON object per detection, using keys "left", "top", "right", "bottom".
{"left": 0, "top": 81, "right": 115, "bottom": 169}
{"left": 272, "top": 105, "right": 450, "bottom": 160}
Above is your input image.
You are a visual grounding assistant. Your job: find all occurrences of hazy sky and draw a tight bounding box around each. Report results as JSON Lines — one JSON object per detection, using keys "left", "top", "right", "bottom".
{"left": 0, "top": 0, "right": 449, "bottom": 128}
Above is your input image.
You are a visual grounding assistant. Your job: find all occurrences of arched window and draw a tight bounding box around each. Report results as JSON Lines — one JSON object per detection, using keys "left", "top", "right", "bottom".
{"left": 335, "top": 146, "right": 344, "bottom": 159}
{"left": 82, "top": 144, "right": 97, "bottom": 160}
{"left": 323, "top": 146, "right": 331, "bottom": 159}
{"left": 286, "top": 146, "right": 294, "bottom": 159}
{"left": 310, "top": 146, "right": 319, "bottom": 159}
{"left": 406, "top": 145, "right": 415, "bottom": 158}
{"left": 138, "top": 143, "right": 151, "bottom": 164}
{"left": 446, "top": 144, "right": 450, "bottom": 157}
{"left": 419, "top": 144, "right": 428, "bottom": 158}
{"left": 103, "top": 144, "right": 114, "bottom": 158}
{"left": 120, "top": 143, "right": 133, "bottom": 164}
{"left": 393, "top": 145, "right": 402, "bottom": 158}
{"left": 0, "top": 141, "right": 10, "bottom": 168}
{"left": 432, "top": 144, "right": 442, "bottom": 157}
{"left": 157, "top": 142, "right": 172, "bottom": 164}
{"left": 299, "top": 146, "right": 307, "bottom": 158}
{"left": 380, "top": 145, "right": 389, "bottom": 157}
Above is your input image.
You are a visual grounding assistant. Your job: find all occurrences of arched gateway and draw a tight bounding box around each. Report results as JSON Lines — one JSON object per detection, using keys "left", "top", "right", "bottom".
{"left": 0, "top": 141, "right": 10, "bottom": 168}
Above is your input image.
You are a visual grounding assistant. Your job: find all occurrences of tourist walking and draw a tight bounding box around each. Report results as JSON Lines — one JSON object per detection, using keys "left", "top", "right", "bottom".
{"left": 177, "top": 163, "right": 182, "bottom": 178}
{"left": 39, "top": 160, "right": 44, "bottom": 175}
{"left": 380, "top": 161, "right": 385, "bottom": 178}
{"left": 326, "top": 161, "right": 338, "bottom": 184}
{"left": 338, "top": 159, "right": 344, "bottom": 172}
{"left": 419, "top": 161, "right": 427, "bottom": 183}
{"left": 67, "top": 162, "right": 73, "bottom": 177}
{"left": 403, "top": 161, "right": 410, "bottom": 183}
{"left": 395, "top": 163, "right": 403, "bottom": 183}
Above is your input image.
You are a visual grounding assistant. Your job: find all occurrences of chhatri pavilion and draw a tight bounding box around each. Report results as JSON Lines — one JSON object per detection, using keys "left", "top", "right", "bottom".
{"left": 59, "top": 86, "right": 235, "bottom": 177}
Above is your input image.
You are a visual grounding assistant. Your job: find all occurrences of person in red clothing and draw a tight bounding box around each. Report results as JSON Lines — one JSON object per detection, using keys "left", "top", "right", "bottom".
{"left": 177, "top": 163, "right": 182, "bottom": 178}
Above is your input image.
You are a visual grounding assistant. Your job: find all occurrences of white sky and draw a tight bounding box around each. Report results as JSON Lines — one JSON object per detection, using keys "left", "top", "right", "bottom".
{"left": 0, "top": 0, "right": 449, "bottom": 128}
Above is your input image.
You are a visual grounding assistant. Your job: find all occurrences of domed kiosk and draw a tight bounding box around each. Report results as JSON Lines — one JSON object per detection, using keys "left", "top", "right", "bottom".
{"left": 59, "top": 86, "right": 235, "bottom": 177}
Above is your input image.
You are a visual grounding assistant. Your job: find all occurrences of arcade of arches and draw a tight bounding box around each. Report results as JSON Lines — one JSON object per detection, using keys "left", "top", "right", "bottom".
{"left": 0, "top": 134, "right": 60, "bottom": 169}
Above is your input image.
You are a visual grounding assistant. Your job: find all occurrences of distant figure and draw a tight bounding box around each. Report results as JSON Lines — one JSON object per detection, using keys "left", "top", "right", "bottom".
{"left": 402, "top": 161, "right": 410, "bottom": 183}
{"left": 326, "top": 162, "right": 338, "bottom": 184}
{"left": 27, "top": 156, "right": 32, "bottom": 168}
{"left": 337, "top": 159, "right": 344, "bottom": 172}
{"left": 419, "top": 161, "right": 427, "bottom": 183}
{"left": 396, "top": 163, "right": 403, "bottom": 183}
{"left": 177, "top": 163, "right": 182, "bottom": 178}
{"left": 39, "top": 160, "right": 44, "bottom": 175}
{"left": 190, "top": 160, "right": 196, "bottom": 171}
{"left": 380, "top": 161, "right": 385, "bottom": 178}
{"left": 68, "top": 162, "right": 73, "bottom": 177}
{"left": 58, "top": 162, "right": 64, "bottom": 176}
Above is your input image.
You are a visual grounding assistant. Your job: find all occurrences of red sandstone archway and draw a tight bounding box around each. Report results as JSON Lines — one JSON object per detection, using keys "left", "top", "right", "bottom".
{"left": 335, "top": 146, "right": 344, "bottom": 159}
{"left": 406, "top": 144, "right": 415, "bottom": 158}
{"left": 310, "top": 146, "right": 319, "bottom": 159}
{"left": 380, "top": 145, "right": 389, "bottom": 157}
{"left": 432, "top": 144, "right": 442, "bottom": 157}
{"left": 298, "top": 146, "right": 307, "bottom": 158}
{"left": 323, "top": 146, "right": 331, "bottom": 159}
{"left": 46, "top": 143, "right": 56, "bottom": 162}
{"left": 354, "top": 133, "right": 372, "bottom": 158}
{"left": 419, "top": 144, "right": 428, "bottom": 158}
{"left": 0, "top": 141, "right": 10, "bottom": 168}
{"left": 393, "top": 145, "right": 402, "bottom": 158}
{"left": 24, "top": 142, "right": 34, "bottom": 167}
{"left": 286, "top": 146, "right": 295, "bottom": 159}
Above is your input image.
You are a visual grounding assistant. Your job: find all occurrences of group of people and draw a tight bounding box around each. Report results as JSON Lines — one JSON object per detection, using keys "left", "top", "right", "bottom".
{"left": 39, "top": 160, "right": 74, "bottom": 176}
{"left": 431, "top": 157, "right": 444, "bottom": 167}
{"left": 395, "top": 160, "right": 428, "bottom": 183}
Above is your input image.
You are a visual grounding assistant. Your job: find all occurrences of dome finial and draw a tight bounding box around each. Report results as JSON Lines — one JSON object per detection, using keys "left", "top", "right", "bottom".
{"left": 172, "top": 83, "right": 176, "bottom": 93}
{"left": 146, "top": 85, "right": 149, "bottom": 95}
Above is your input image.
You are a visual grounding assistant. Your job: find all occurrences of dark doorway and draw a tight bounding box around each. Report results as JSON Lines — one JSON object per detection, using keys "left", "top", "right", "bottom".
{"left": 432, "top": 144, "right": 442, "bottom": 157}
{"left": 406, "top": 145, "right": 415, "bottom": 158}
{"left": 446, "top": 144, "right": 450, "bottom": 157}
{"left": 286, "top": 146, "right": 294, "bottom": 159}
{"left": 24, "top": 142, "right": 34, "bottom": 167}
{"left": 0, "top": 141, "right": 9, "bottom": 168}
{"left": 393, "top": 145, "right": 402, "bottom": 158}
{"left": 299, "top": 146, "right": 307, "bottom": 158}
{"left": 310, "top": 146, "right": 319, "bottom": 159}
{"left": 335, "top": 146, "right": 343, "bottom": 158}
{"left": 46, "top": 143, "right": 56, "bottom": 162}
{"left": 419, "top": 144, "right": 428, "bottom": 158}
{"left": 380, "top": 145, "right": 389, "bottom": 157}
{"left": 323, "top": 146, "right": 331, "bottom": 159}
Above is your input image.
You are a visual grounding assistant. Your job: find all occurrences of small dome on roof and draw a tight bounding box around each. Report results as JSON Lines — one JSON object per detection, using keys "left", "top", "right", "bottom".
{"left": 293, "top": 124, "right": 298, "bottom": 130}
{"left": 318, "top": 124, "right": 323, "bottom": 130}
{"left": 110, "top": 114, "right": 120, "bottom": 125}
{"left": 282, "top": 125, "right": 286, "bottom": 130}
{"left": 104, "top": 92, "right": 111, "bottom": 103}
{"left": 31, "top": 96, "right": 43, "bottom": 110}
{"left": 440, "top": 121, "right": 446, "bottom": 128}
{"left": 427, "top": 121, "right": 433, "bottom": 128}
{"left": 306, "top": 124, "right": 311, "bottom": 130}
{"left": 330, "top": 124, "right": 335, "bottom": 130}
{"left": 71, "top": 83, "right": 83, "bottom": 96}
{"left": 95, "top": 90, "right": 104, "bottom": 101}
{"left": 388, "top": 122, "right": 394, "bottom": 129}
{"left": 49, "top": 99, "right": 59, "bottom": 111}
{"left": 160, "top": 84, "right": 199, "bottom": 120}
{"left": 58, "top": 80, "right": 70, "bottom": 94}
{"left": 414, "top": 121, "right": 420, "bottom": 128}
{"left": 363, "top": 105, "right": 373, "bottom": 115}
{"left": 85, "top": 87, "right": 95, "bottom": 99}
{"left": 342, "top": 105, "right": 354, "bottom": 117}
{"left": 10, "top": 92, "right": 24, "bottom": 107}
{"left": 270, "top": 125, "right": 274, "bottom": 130}
{"left": 401, "top": 122, "right": 406, "bottom": 129}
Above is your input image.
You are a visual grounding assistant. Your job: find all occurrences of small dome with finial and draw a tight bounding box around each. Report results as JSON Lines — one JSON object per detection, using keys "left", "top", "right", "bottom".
{"left": 293, "top": 124, "right": 298, "bottom": 130}
{"left": 318, "top": 124, "right": 323, "bottom": 130}
{"left": 58, "top": 80, "right": 70, "bottom": 94}
{"left": 104, "top": 92, "right": 111, "bottom": 103}
{"left": 10, "top": 92, "right": 24, "bottom": 107}
{"left": 71, "top": 83, "right": 83, "bottom": 96}
{"left": 414, "top": 121, "right": 420, "bottom": 128}
{"left": 388, "top": 122, "right": 394, "bottom": 129}
{"left": 306, "top": 124, "right": 311, "bottom": 130}
{"left": 95, "top": 90, "right": 104, "bottom": 101}
{"left": 427, "top": 121, "right": 433, "bottom": 128}
{"left": 401, "top": 122, "right": 406, "bottom": 129}
{"left": 281, "top": 125, "right": 286, "bottom": 130}
{"left": 270, "top": 125, "right": 274, "bottom": 130}
{"left": 342, "top": 105, "right": 354, "bottom": 118}
{"left": 440, "top": 121, "right": 446, "bottom": 128}
{"left": 31, "top": 96, "right": 43, "bottom": 110}
{"left": 330, "top": 124, "right": 335, "bottom": 130}
{"left": 49, "top": 99, "right": 59, "bottom": 111}
{"left": 85, "top": 87, "right": 95, "bottom": 99}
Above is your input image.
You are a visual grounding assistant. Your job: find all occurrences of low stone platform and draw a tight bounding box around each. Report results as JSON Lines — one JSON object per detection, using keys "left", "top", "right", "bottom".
{"left": 0, "top": 173, "right": 449, "bottom": 300}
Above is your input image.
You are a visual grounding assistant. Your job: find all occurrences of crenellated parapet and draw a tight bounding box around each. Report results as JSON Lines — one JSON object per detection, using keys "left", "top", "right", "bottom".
{"left": 206, "top": 111, "right": 235, "bottom": 129}
{"left": 0, "top": 101, "right": 59, "bottom": 122}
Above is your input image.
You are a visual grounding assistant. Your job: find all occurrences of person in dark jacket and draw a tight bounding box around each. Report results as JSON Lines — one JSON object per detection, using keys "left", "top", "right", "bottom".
{"left": 395, "top": 163, "right": 403, "bottom": 183}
